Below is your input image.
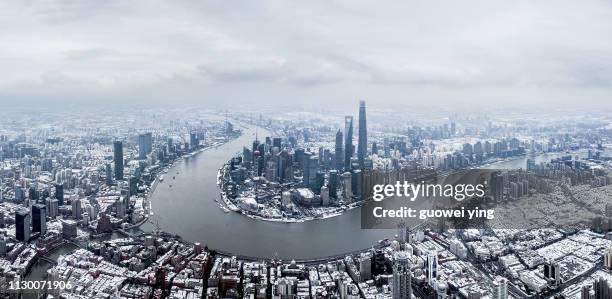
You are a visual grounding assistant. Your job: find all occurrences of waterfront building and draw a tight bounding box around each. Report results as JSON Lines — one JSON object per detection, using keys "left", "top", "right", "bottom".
{"left": 343, "top": 172, "right": 352, "bottom": 202}
{"left": 357, "top": 100, "right": 367, "bottom": 169}
{"left": 329, "top": 170, "right": 338, "bottom": 199}
{"left": 139, "top": 132, "right": 153, "bottom": 158}
{"left": 189, "top": 131, "right": 198, "bottom": 149}
{"left": 344, "top": 116, "right": 353, "bottom": 170}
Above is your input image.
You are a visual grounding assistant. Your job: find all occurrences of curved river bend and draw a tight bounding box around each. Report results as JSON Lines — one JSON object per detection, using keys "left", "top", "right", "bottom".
{"left": 142, "top": 126, "right": 392, "bottom": 260}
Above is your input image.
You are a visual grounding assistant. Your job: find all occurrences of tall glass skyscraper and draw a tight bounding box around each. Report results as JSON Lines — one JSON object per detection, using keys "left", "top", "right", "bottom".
{"left": 114, "top": 140, "right": 124, "bottom": 180}
{"left": 344, "top": 116, "right": 353, "bottom": 170}
{"left": 335, "top": 129, "right": 343, "bottom": 171}
{"left": 139, "top": 132, "right": 153, "bottom": 159}
{"left": 357, "top": 100, "right": 367, "bottom": 169}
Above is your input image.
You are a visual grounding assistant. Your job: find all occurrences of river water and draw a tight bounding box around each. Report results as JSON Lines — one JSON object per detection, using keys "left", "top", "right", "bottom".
{"left": 141, "top": 125, "right": 392, "bottom": 260}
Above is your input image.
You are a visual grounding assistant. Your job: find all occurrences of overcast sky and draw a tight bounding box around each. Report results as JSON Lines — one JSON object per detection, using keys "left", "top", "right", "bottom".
{"left": 1, "top": 0, "right": 612, "bottom": 110}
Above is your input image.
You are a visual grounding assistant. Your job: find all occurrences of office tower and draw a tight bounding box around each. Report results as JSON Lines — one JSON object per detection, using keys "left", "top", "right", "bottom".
{"left": 343, "top": 172, "right": 352, "bottom": 202}
{"left": 544, "top": 261, "right": 561, "bottom": 286}
{"left": 581, "top": 285, "right": 593, "bottom": 299}
{"left": 308, "top": 156, "right": 319, "bottom": 189}
{"left": 48, "top": 198, "right": 59, "bottom": 218}
{"left": 114, "top": 140, "right": 124, "bottom": 180}
{"left": 313, "top": 171, "right": 324, "bottom": 194}
{"left": 359, "top": 252, "right": 372, "bottom": 281}
{"left": 0, "top": 234, "right": 5, "bottom": 256}
{"left": 32, "top": 204, "right": 46, "bottom": 235}
{"left": 55, "top": 183, "right": 64, "bottom": 206}
{"left": 344, "top": 116, "right": 353, "bottom": 170}
{"left": 604, "top": 248, "right": 612, "bottom": 269}
{"left": 72, "top": 199, "right": 82, "bottom": 220}
{"left": 492, "top": 277, "right": 508, "bottom": 299}
{"left": 139, "top": 132, "right": 153, "bottom": 158}
{"left": 427, "top": 252, "right": 438, "bottom": 286}
{"left": 592, "top": 277, "right": 611, "bottom": 299}
{"left": 490, "top": 172, "right": 504, "bottom": 200}
{"left": 105, "top": 163, "right": 113, "bottom": 185}
{"left": 189, "top": 132, "right": 198, "bottom": 149}
{"left": 29, "top": 186, "right": 39, "bottom": 202}
{"left": 277, "top": 150, "right": 290, "bottom": 183}
{"left": 303, "top": 152, "right": 312, "bottom": 187}
{"left": 351, "top": 170, "right": 362, "bottom": 201}
{"left": 392, "top": 251, "right": 412, "bottom": 299}
{"left": 329, "top": 170, "right": 338, "bottom": 198}
{"left": 273, "top": 137, "right": 282, "bottom": 149}
{"left": 335, "top": 130, "right": 344, "bottom": 171}
{"left": 357, "top": 100, "right": 367, "bottom": 169}
{"left": 15, "top": 209, "right": 30, "bottom": 242}
{"left": 62, "top": 219, "right": 78, "bottom": 238}
{"left": 320, "top": 186, "right": 329, "bottom": 206}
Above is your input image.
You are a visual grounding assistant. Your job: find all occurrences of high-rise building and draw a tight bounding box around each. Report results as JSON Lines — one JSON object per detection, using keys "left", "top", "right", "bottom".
{"left": 490, "top": 172, "right": 504, "bottom": 200}
{"left": 592, "top": 277, "right": 611, "bottom": 299}
{"left": 72, "top": 199, "right": 82, "bottom": 220}
{"left": 105, "top": 163, "right": 113, "bottom": 185}
{"left": 359, "top": 252, "right": 372, "bottom": 281}
{"left": 55, "top": 183, "right": 64, "bottom": 206}
{"left": 335, "top": 129, "right": 343, "bottom": 171}
{"left": 15, "top": 209, "right": 30, "bottom": 242}
{"left": 544, "top": 260, "right": 561, "bottom": 286}
{"left": 61, "top": 219, "right": 78, "bottom": 238}
{"left": 492, "top": 277, "right": 508, "bottom": 299}
{"left": 31, "top": 204, "right": 46, "bottom": 235}
{"left": 351, "top": 170, "right": 362, "bottom": 201}
{"left": 392, "top": 251, "right": 412, "bottom": 299}
{"left": 343, "top": 172, "right": 352, "bottom": 202}
{"left": 357, "top": 100, "right": 367, "bottom": 169}
{"left": 114, "top": 140, "right": 124, "bottom": 180}
{"left": 344, "top": 116, "right": 353, "bottom": 170}
{"left": 303, "top": 152, "right": 313, "bottom": 187}
{"left": 139, "top": 132, "right": 153, "bottom": 159}
{"left": 0, "top": 234, "right": 6, "bottom": 256}
{"left": 48, "top": 198, "right": 59, "bottom": 218}
{"left": 189, "top": 132, "right": 198, "bottom": 149}
{"left": 427, "top": 252, "right": 438, "bottom": 286}
{"left": 329, "top": 170, "right": 338, "bottom": 199}
{"left": 604, "top": 248, "right": 612, "bottom": 269}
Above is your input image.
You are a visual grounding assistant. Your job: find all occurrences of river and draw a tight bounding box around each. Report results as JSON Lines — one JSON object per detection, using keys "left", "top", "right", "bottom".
{"left": 141, "top": 125, "right": 392, "bottom": 260}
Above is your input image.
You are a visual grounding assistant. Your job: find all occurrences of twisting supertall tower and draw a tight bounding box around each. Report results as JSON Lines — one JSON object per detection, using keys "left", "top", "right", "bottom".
{"left": 357, "top": 100, "right": 367, "bottom": 169}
